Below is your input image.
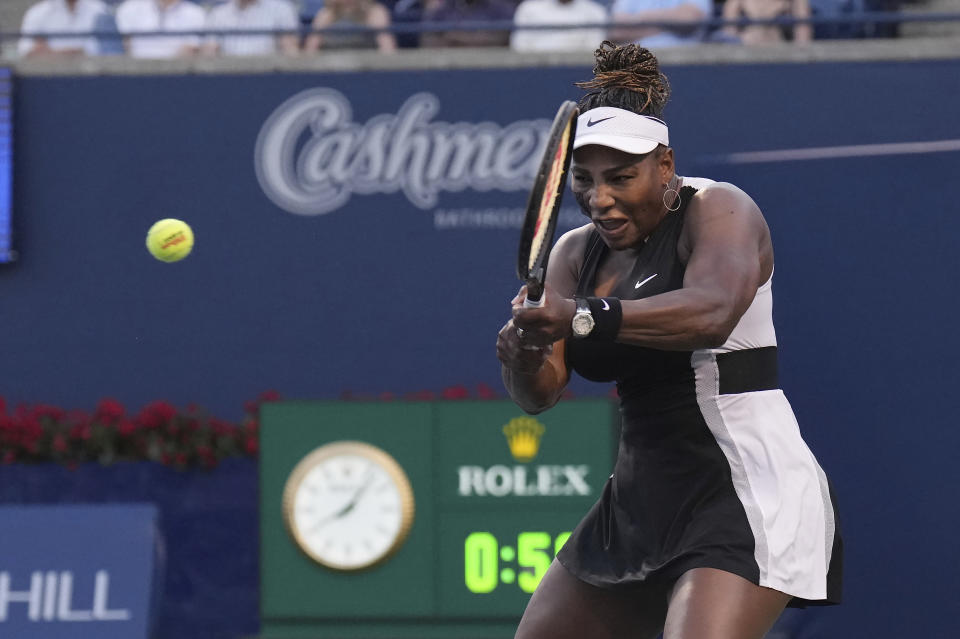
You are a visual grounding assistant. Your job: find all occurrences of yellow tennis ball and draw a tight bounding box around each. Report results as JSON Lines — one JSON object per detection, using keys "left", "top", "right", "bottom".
{"left": 146, "top": 219, "right": 194, "bottom": 263}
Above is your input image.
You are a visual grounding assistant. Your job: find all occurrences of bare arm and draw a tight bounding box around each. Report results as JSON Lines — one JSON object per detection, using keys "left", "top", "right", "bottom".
{"left": 278, "top": 33, "right": 301, "bottom": 54}
{"left": 497, "top": 225, "right": 591, "bottom": 414}
{"left": 368, "top": 4, "right": 397, "bottom": 52}
{"left": 617, "top": 184, "right": 770, "bottom": 349}
{"left": 176, "top": 43, "right": 200, "bottom": 57}
{"left": 512, "top": 184, "right": 772, "bottom": 353}
{"left": 792, "top": 0, "right": 812, "bottom": 42}
{"left": 201, "top": 40, "right": 221, "bottom": 56}
{"left": 610, "top": 3, "right": 707, "bottom": 43}
{"left": 304, "top": 9, "right": 333, "bottom": 51}
{"left": 721, "top": 0, "right": 744, "bottom": 39}
{"left": 23, "top": 39, "right": 86, "bottom": 57}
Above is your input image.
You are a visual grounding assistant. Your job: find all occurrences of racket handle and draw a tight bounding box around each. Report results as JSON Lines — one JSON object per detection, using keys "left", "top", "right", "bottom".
{"left": 519, "top": 293, "right": 545, "bottom": 349}
{"left": 524, "top": 293, "right": 545, "bottom": 308}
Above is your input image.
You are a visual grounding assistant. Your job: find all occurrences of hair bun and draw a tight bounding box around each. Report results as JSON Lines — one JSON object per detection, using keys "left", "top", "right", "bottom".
{"left": 575, "top": 41, "right": 671, "bottom": 119}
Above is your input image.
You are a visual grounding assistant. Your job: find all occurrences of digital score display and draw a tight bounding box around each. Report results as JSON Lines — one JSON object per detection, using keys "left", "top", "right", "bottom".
{"left": 463, "top": 531, "right": 571, "bottom": 594}
{"left": 0, "top": 68, "right": 11, "bottom": 263}
{"left": 260, "top": 400, "right": 617, "bottom": 638}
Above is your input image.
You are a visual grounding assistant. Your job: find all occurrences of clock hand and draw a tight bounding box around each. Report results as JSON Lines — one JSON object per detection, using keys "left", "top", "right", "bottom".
{"left": 308, "top": 469, "right": 375, "bottom": 532}
{"left": 337, "top": 470, "right": 376, "bottom": 518}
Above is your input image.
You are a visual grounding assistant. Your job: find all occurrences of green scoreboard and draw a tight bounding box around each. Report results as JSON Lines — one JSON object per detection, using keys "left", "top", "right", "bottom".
{"left": 259, "top": 400, "right": 616, "bottom": 638}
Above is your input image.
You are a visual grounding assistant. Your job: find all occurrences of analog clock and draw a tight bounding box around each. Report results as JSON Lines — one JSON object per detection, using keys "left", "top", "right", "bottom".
{"left": 282, "top": 441, "right": 415, "bottom": 571}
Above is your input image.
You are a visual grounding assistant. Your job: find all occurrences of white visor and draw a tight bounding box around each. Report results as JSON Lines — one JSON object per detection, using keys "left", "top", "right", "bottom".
{"left": 573, "top": 107, "right": 669, "bottom": 155}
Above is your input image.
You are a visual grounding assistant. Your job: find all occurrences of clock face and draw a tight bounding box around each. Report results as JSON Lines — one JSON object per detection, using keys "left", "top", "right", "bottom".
{"left": 282, "top": 442, "right": 415, "bottom": 571}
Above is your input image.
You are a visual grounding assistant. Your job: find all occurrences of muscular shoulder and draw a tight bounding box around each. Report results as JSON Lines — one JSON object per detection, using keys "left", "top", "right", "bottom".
{"left": 680, "top": 181, "right": 769, "bottom": 259}
{"left": 686, "top": 181, "right": 766, "bottom": 227}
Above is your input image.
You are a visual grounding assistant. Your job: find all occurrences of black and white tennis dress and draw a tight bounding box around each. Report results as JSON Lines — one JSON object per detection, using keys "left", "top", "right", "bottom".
{"left": 557, "top": 180, "right": 842, "bottom": 606}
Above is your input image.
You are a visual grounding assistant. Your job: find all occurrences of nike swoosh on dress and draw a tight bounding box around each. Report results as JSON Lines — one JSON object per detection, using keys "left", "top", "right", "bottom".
{"left": 635, "top": 274, "right": 658, "bottom": 289}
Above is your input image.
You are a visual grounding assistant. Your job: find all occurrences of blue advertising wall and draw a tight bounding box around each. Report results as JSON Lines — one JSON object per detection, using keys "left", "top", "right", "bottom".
{"left": 2, "top": 59, "right": 959, "bottom": 637}
{"left": 0, "top": 503, "right": 161, "bottom": 639}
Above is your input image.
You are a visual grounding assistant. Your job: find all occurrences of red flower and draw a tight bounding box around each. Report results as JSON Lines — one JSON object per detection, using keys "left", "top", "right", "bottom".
{"left": 95, "top": 398, "right": 125, "bottom": 423}
{"left": 117, "top": 419, "right": 137, "bottom": 437}
{"left": 52, "top": 435, "right": 68, "bottom": 453}
{"left": 33, "top": 404, "right": 65, "bottom": 422}
{"left": 258, "top": 390, "right": 281, "bottom": 403}
{"left": 441, "top": 385, "right": 470, "bottom": 400}
{"left": 476, "top": 383, "right": 498, "bottom": 399}
{"left": 69, "top": 424, "right": 92, "bottom": 441}
{"left": 210, "top": 419, "right": 234, "bottom": 436}
{"left": 137, "top": 413, "right": 161, "bottom": 430}
{"left": 137, "top": 401, "right": 176, "bottom": 430}
{"left": 145, "top": 401, "right": 177, "bottom": 421}
{"left": 0, "top": 392, "right": 275, "bottom": 468}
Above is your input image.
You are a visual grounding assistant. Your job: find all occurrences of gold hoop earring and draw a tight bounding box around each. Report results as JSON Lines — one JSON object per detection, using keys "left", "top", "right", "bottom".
{"left": 663, "top": 185, "right": 681, "bottom": 212}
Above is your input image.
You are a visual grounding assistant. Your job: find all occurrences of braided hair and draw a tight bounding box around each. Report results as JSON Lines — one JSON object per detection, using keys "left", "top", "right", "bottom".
{"left": 576, "top": 41, "right": 671, "bottom": 119}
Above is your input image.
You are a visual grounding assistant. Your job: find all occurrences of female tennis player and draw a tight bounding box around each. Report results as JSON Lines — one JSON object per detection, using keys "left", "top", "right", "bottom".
{"left": 496, "top": 41, "right": 842, "bottom": 639}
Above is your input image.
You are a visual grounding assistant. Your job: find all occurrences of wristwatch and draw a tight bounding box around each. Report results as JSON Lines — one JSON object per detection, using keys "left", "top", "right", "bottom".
{"left": 571, "top": 297, "right": 595, "bottom": 338}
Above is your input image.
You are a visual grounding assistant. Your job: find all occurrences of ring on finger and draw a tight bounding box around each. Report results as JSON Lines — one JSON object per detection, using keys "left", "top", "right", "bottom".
{"left": 516, "top": 327, "right": 526, "bottom": 338}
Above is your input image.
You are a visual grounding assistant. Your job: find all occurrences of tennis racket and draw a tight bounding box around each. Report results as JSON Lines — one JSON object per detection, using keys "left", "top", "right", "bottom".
{"left": 517, "top": 100, "right": 579, "bottom": 308}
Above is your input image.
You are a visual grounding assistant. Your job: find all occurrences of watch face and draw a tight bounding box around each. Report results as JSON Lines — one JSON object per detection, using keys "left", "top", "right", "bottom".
{"left": 572, "top": 312, "right": 595, "bottom": 337}
{"left": 282, "top": 442, "right": 415, "bottom": 571}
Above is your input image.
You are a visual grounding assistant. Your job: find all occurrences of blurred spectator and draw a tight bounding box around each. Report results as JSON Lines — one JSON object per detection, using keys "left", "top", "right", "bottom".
{"left": 610, "top": 0, "right": 712, "bottom": 47}
{"left": 93, "top": 10, "right": 126, "bottom": 55}
{"left": 808, "top": 0, "right": 867, "bottom": 38}
{"left": 510, "top": 0, "right": 608, "bottom": 51}
{"left": 17, "top": 0, "right": 109, "bottom": 58}
{"left": 387, "top": 0, "right": 425, "bottom": 47}
{"left": 115, "top": 0, "right": 206, "bottom": 58}
{"left": 722, "top": 0, "right": 812, "bottom": 42}
{"left": 303, "top": 0, "right": 397, "bottom": 51}
{"left": 203, "top": 0, "right": 300, "bottom": 56}
{"left": 421, "top": 0, "right": 516, "bottom": 47}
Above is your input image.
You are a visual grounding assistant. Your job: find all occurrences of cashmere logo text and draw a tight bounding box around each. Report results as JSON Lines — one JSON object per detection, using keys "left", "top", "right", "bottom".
{"left": 255, "top": 88, "right": 552, "bottom": 216}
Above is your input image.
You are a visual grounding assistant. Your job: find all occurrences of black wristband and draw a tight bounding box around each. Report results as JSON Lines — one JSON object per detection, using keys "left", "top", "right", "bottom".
{"left": 585, "top": 297, "right": 622, "bottom": 341}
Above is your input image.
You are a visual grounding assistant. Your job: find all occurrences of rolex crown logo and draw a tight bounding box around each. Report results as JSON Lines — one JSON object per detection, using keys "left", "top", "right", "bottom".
{"left": 502, "top": 417, "right": 546, "bottom": 463}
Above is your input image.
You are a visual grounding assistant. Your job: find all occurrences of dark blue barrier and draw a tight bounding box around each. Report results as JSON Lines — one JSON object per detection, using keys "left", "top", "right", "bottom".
{"left": 0, "top": 503, "right": 161, "bottom": 638}
{"left": 2, "top": 60, "right": 959, "bottom": 637}
{"left": 0, "top": 462, "right": 258, "bottom": 639}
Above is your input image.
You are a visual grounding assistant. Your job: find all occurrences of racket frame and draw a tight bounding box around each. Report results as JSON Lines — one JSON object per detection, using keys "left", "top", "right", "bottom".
{"left": 517, "top": 100, "right": 579, "bottom": 308}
